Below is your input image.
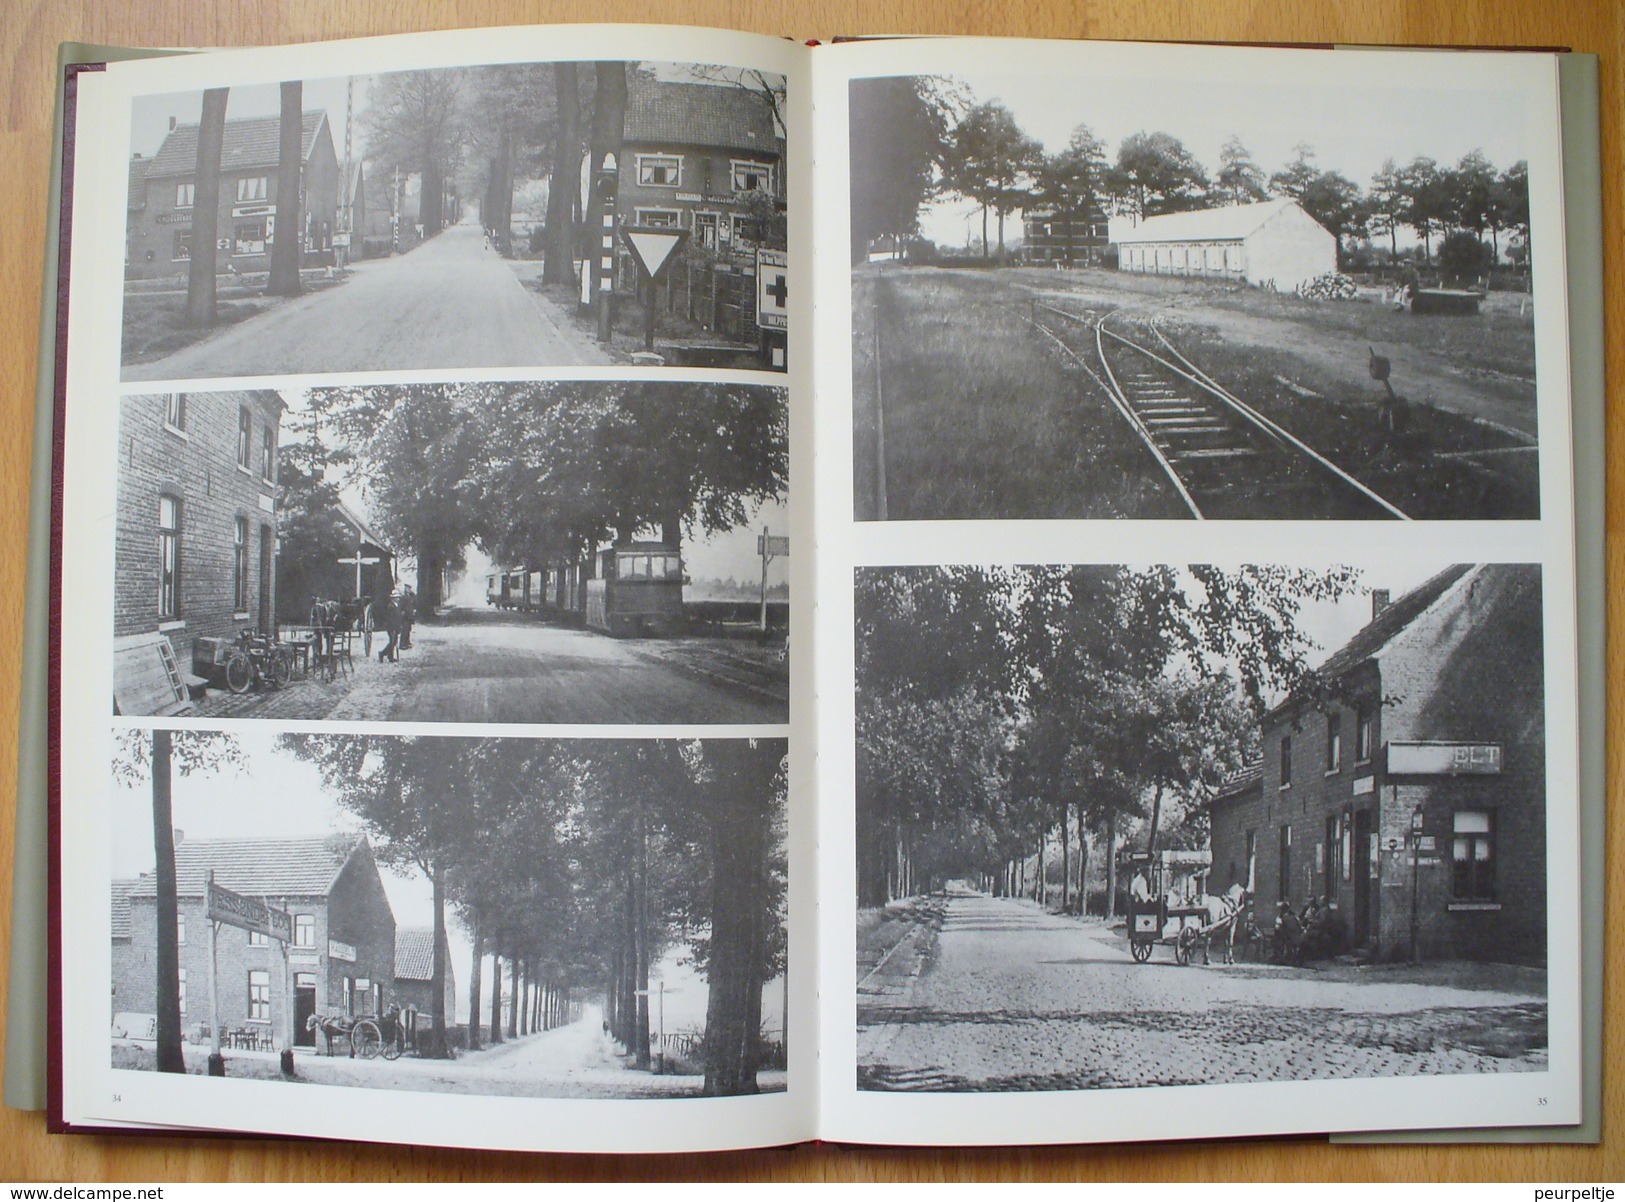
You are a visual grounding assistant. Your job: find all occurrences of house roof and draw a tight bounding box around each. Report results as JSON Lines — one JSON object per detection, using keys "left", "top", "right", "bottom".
{"left": 623, "top": 77, "right": 779, "bottom": 155}
{"left": 130, "top": 835, "right": 364, "bottom": 899}
{"left": 338, "top": 501, "right": 391, "bottom": 554}
{"left": 394, "top": 928, "right": 436, "bottom": 981}
{"left": 146, "top": 111, "right": 329, "bottom": 179}
{"left": 111, "top": 879, "right": 140, "bottom": 939}
{"left": 1211, "top": 763, "right": 1262, "bottom": 804}
{"left": 1115, "top": 199, "right": 1313, "bottom": 245}
{"left": 127, "top": 158, "right": 149, "bottom": 211}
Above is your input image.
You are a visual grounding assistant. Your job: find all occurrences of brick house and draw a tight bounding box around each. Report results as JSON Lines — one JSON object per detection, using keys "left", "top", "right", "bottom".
{"left": 112, "top": 835, "right": 398, "bottom": 1049}
{"left": 115, "top": 391, "right": 285, "bottom": 696}
{"left": 612, "top": 75, "right": 784, "bottom": 339}
{"left": 125, "top": 110, "right": 340, "bottom": 281}
{"left": 1209, "top": 564, "right": 1546, "bottom": 965}
{"left": 1114, "top": 199, "right": 1336, "bottom": 292}
{"left": 392, "top": 927, "right": 456, "bottom": 1031}
{"left": 1022, "top": 203, "right": 1111, "bottom": 265}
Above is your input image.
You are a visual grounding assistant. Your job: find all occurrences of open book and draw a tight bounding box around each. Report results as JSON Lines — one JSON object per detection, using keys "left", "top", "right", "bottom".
{"left": 34, "top": 24, "right": 1603, "bottom": 1152}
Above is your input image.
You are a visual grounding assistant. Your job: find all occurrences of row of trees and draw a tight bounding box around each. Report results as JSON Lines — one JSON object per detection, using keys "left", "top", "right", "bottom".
{"left": 278, "top": 380, "right": 787, "bottom": 611}
{"left": 849, "top": 76, "right": 1532, "bottom": 267}
{"left": 122, "top": 731, "right": 788, "bottom": 1095}
{"left": 854, "top": 565, "right": 1361, "bottom": 913}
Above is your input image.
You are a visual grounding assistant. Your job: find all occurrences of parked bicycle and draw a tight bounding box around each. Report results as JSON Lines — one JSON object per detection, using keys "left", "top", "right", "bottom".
{"left": 223, "top": 628, "right": 293, "bottom": 694}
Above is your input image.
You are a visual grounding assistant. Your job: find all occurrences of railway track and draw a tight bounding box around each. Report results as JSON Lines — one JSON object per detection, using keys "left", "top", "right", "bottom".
{"left": 1026, "top": 301, "right": 1411, "bottom": 520}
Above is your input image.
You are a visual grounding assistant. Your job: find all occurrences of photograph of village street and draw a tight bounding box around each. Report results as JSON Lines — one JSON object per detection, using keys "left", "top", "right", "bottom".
{"left": 855, "top": 563, "right": 1548, "bottom": 1091}
{"left": 111, "top": 382, "right": 788, "bottom": 724}
{"left": 121, "top": 60, "right": 788, "bottom": 379}
{"left": 110, "top": 730, "right": 788, "bottom": 1099}
{"left": 850, "top": 71, "right": 1539, "bottom": 520}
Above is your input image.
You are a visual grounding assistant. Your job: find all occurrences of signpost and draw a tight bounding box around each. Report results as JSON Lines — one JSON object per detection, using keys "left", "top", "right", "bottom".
{"left": 756, "top": 526, "right": 788, "bottom": 634}
{"left": 593, "top": 154, "right": 619, "bottom": 343}
{"left": 619, "top": 224, "right": 689, "bottom": 352}
{"left": 204, "top": 873, "right": 294, "bottom": 1075}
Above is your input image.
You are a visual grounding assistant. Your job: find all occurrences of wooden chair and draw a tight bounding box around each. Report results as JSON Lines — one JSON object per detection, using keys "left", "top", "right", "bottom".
{"left": 329, "top": 627, "right": 354, "bottom": 678}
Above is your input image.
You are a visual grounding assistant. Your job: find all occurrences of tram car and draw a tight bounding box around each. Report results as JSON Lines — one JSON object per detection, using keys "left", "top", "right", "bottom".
{"left": 585, "top": 542, "right": 686, "bottom": 637}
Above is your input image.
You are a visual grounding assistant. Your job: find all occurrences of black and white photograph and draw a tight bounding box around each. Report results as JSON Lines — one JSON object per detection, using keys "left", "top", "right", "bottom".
{"left": 120, "top": 60, "right": 788, "bottom": 379}
{"left": 109, "top": 730, "right": 788, "bottom": 1099}
{"left": 111, "top": 381, "right": 789, "bottom": 724}
{"left": 850, "top": 69, "right": 1540, "bottom": 520}
{"left": 855, "top": 562, "right": 1547, "bottom": 1091}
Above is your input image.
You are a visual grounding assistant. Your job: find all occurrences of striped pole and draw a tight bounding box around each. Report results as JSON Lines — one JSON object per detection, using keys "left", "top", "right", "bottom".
{"left": 595, "top": 153, "right": 618, "bottom": 343}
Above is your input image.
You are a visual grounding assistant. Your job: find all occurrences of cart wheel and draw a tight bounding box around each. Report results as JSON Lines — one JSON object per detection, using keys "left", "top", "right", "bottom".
{"left": 353, "top": 1021, "right": 380, "bottom": 1060}
{"left": 362, "top": 607, "right": 375, "bottom": 657}
{"left": 1176, "top": 926, "right": 1199, "bottom": 966}
{"left": 1130, "top": 939, "right": 1153, "bottom": 964}
{"left": 382, "top": 1036, "right": 402, "bottom": 1061}
{"left": 224, "top": 650, "right": 254, "bottom": 694}
{"left": 267, "top": 649, "right": 292, "bottom": 689}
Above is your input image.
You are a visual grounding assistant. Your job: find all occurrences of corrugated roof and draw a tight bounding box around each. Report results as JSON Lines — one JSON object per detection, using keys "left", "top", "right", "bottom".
{"left": 623, "top": 77, "right": 779, "bottom": 154}
{"left": 1115, "top": 199, "right": 1308, "bottom": 245}
{"left": 394, "top": 928, "right": 436, "bottom": 981}
{"left": 130, "top": 835, "right": 362, "bottom": 899}
{"left": 111, "top": 879, "right": 140, "bottom": 939}
{"left": 146, "top": 110, "right": 328, "bottom": 179}
{"left": 127, "top": 158, "right": 149, "bottom": 211}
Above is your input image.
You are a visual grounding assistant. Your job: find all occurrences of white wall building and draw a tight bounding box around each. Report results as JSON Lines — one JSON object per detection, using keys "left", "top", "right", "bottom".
{"left": 1114, "top": 199, "right": 1336, "bottom": 292}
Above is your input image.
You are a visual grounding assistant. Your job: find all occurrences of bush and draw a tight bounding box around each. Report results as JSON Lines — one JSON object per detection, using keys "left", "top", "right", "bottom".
{"left": 1438, "top": 231, "right": 1494, "bottom": 287}
{"left": 1296, "top": 271, "right": 1359, "bottom": 300}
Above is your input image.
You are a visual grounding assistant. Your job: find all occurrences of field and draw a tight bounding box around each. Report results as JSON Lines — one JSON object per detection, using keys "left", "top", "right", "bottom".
{"left": 852, "top": 264, "right": 1539, "bottom": 521}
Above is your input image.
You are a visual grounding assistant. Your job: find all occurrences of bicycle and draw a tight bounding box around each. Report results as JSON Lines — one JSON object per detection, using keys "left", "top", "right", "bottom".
{"left": 223, "top": 629, "right": 293, "bottom": 694}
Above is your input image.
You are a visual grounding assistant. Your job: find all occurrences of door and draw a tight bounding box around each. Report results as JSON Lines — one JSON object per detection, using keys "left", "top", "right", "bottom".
{"left": 258, "top": 525, "right": 274, "bottom": 631}
{"left": 1352, "top": 809, "right": 1373, "bottom": 944}
{"left": 293, "top": 974, "right": 317, "bottom": 1047}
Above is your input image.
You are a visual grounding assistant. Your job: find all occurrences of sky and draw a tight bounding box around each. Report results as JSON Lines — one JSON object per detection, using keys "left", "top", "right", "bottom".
{"left": 913, "top": 67, "right": 1531, "bottom": 248}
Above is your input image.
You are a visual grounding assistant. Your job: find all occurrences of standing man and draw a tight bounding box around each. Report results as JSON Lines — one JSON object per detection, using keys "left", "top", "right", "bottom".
{"left": 399, "top": 585, "right": 417, "bottom": 651}
{"left": 376, "top": 589, "right": 401, "bottom": 663}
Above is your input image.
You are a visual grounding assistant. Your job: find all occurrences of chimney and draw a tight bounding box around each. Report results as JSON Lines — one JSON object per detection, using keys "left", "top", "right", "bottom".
{"left": 169, "top": 116, "right": 177, "bottom": 130}
{"left": 173, "top": 828, "right": 184, "bottom": 847}
{"left": 1371, "top": 590, "right": 1391, "bottom": 621}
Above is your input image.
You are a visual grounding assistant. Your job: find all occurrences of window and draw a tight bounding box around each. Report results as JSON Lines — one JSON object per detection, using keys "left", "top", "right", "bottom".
{"left": 248, "top": 970, "right": 270, "bottom": 1021}
{"left": 233, "top": 219, "right": 267, "bottom": 256}
{"left": 237, "top": 407, "right": 252, "bottom": 470}
{"left": 176, "top": 913, "right": 185, "bottom": 946}
{"left": 636, "top": 155, "right": 681, "bottom": 187}
{"left": 248, "top": 928, "right": 268, "bottom": 947}
{"left": 692, "top": 211, "right": 721, "bottom": 249}
{"left": 260, "top": 424, "right": 275, "bottom": 483}
{"left": 1278, "top": 825, "right": 1292, "bottom": 904}
{"left": 1355, "top": 705, "right": 1374, "bottom": 764}
{"left": 1325, "top": 714, "right": 1342, "bottom": 774}
{"left": 634, "top": 208, "right": 681, "bottom": 228}
{"left": 1452, "top": 810, "right": 1495, "bottom": 900}
{"left": 172, "top": 230, "right": 192, "bottom": 261}
{"left": 237, "top": 176, "right": 268, "bottom": 203}
{"left": 163, "top": 393, "right": 187, "bottom": 432}
{"left": 1279, "top": 735, "right": 1292, "bottom": 787}
{"left": 177, "top": 968, "right": 187, "bottom": 1016}
{"left": 342, "top": 976, "right": 353, "bottom": 1016}
{"left": 731, "top": 160, "right": 774, "bottom": 193}
{"left": 175, "top": 182, "right": 194, "bottom": 209}
{"left": 1341, "top": 808, "right": 1353, "bottom": 881}
{"left": 158, "top": 495, "right": 181, "bottom": 620}
{"left": 1243, "top": 830, "right": 1257, "bottom": 893}
{"left": 1325, "top": 813, "right": 1342, "bottom": 884}
{"left": 233, "top": 518, "right": 249, "bottom": 615}
{"left": 294, "top": 913, "right": 316, "bottom": 948}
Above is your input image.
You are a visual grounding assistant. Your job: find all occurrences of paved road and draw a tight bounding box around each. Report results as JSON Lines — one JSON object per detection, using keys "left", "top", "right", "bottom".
{"left": 857, "top": 890, "right": 1547, "bottom": 1092}
{"left": 196, "top": 608, "right": 787, "bottom": 724}
{"left": 124, "top": 220, "right": 609, "bottom": 380}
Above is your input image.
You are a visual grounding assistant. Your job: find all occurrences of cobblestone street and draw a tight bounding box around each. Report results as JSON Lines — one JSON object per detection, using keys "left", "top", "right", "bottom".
{"left": 857, "top": 889, "right": 1547, "bottom": 1092}
{"left": 193, "top": 607, "right": 788, "bottom": 724}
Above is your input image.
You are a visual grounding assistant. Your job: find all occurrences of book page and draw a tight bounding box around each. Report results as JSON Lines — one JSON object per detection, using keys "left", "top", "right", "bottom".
{"left": 810, "top": 35, "right": 1583, "bottom": 1145}
{"left": 54, "top": 24, "right": 816, "bottom": 1154}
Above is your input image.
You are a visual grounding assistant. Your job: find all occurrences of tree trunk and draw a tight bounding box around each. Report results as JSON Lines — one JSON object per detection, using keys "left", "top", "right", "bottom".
{"left": 1146, "top": 782, "right": 1165, "bottom": 859}
{"left": 185, "top": 88, "right": 230, "bottom": 327}
{"left": 488, "top": 950, "right": 503, "bottom": 1044}
{"left": 1105, "top": 806, "right": 1118, "bottom": 920}
{"left": 466, "top": 916, "right": 483, "bottom": 1049}
{"left": 633, "top": 803, "right": 651, "bottom": 1069}
{"left": 506, "top": 957, "right": 519, "bottom": 1040}
{"left": 702, "top": 794, "right": 768, "bottom": 1096}
{"left": 587, "top": 62, "right": 628, "bottom": 319}
{"left": 420, "top": 152, "right": 445, "bottom": 236}
{"left": 428, "top": 865, "right": 448, "bottom": 1056}
{"left": 543, "top": 63, "right": 581, "bottom": 286}
{"left": 267, "top": 81, "right": 303, "bottom": 296}
{"left": 151, "top": 730, "right": 184, "bottom": 1073}
{"left": 1079, "top": 821, "right": 1092, "bottom": 917}
{"left": 1060, "top": 807, "right": 1070, "bottom": 914}
{"left": 415, "top": 552, "right": 440, "bottom": 615}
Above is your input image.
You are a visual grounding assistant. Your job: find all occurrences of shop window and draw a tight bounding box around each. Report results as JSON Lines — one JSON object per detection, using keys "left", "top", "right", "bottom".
{"left": 636, "top": 155, "right": 681, "bottom": 187}
{"left": 233, "top": 219, "right": 267, "bottom": 256}
{"left": 1452, "top": 810, "right": 1495, "bottom": 900}
{"left": 248, "top": 970, "right": 270, "bottom": 1021}
{"left": 634, "top": 208, "right": 681, "bottom": 228}
{"left": 172, "top": 230, "right": 192, "bottom": 261}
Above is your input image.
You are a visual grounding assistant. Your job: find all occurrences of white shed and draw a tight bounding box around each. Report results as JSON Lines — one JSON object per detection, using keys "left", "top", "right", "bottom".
{"left": 1114, "top": 199, "right": 1336, "bottom": 292}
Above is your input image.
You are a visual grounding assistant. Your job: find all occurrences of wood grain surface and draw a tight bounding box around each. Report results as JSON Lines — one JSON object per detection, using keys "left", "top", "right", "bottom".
{"left": 0, "top": 0, "right": 1618, "bottom": 1182}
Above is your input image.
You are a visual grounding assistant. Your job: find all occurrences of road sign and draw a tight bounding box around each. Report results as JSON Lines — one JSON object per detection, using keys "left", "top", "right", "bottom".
{"left": 206, "top": 879, "right": 291, "bottom": 944}
{"left": 756, "top": 248, "right": 788, "bottom": 329}
{"left": 757, "top": 535, "right": 790, "bottom": 557}
{"left": 621, "top": 226, "right": 688, "bottom": 281}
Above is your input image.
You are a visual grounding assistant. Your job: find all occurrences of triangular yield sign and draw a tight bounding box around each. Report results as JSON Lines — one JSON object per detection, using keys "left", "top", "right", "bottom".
{"left": 622, "top": 228, "right": 686, "bottom": 279}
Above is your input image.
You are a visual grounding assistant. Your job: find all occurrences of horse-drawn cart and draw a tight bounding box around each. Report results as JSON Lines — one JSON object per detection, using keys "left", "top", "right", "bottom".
{"left": 1122, "top": 849, "right": 1258, "bottom": 966}
{"left": 307, "top": 1005, "right": 405, "bottom": 1060}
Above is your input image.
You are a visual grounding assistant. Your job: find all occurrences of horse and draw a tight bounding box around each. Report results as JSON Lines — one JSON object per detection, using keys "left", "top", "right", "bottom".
{"left": 306, "top": 1012, "right": 357, "bottom": 1058}
{"left": 1195, "top": 884, "right": 1249, "bottom": 965}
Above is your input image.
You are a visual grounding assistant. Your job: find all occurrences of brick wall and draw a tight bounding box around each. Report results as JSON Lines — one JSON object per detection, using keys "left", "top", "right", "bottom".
{"left": 116, "top": 391, "right": 282, "bottom": 674}
{"left": 326, "top": 842, "right": 399, "bottom": 1019}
